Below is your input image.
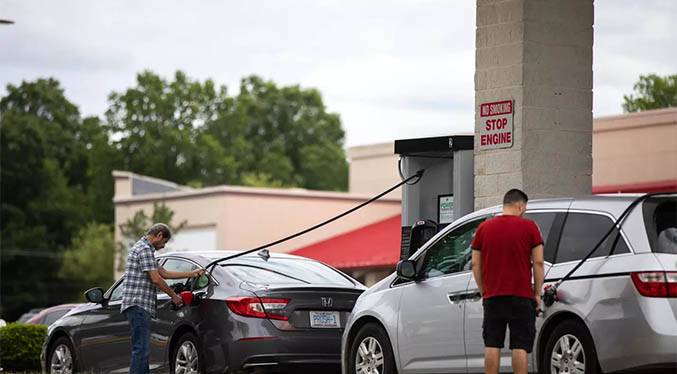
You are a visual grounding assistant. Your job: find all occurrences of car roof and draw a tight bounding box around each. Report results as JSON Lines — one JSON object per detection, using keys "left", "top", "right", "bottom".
{"left": 455, "top": 193, "right": 675, "bottom": 224}
{"left": 158, "top": 250, "right": 315, "bottom": 264}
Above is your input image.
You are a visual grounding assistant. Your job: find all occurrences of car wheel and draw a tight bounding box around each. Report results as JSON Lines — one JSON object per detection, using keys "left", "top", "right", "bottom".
{"left": 349, "top": 323, "right": 396, "bottom": 374}
{"left": 48, "top": 337, "right": 76, "bottom": 374}
{"left": 541, "top": 320, "right": 599, "bottom": 374}
{"left": 171, "top": 332, "right": 203, "bottom": 374}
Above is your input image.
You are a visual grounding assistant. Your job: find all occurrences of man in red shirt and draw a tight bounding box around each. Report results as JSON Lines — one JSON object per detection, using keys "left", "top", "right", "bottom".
{"left": 471, "top": 189, "right": 545, "bottom": 374}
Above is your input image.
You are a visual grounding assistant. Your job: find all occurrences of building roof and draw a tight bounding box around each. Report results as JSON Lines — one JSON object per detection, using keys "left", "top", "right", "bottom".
{"left": 291, "top": 214, "right": 401, "bottom": 270}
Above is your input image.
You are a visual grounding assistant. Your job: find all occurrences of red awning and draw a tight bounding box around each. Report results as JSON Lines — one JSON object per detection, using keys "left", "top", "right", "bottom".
{"left": 291, "top": 215, "right": 402, "bottom": 270}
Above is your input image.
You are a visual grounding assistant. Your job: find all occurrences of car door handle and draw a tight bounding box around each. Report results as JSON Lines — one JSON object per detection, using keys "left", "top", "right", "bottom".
{"left": 447, "top": 292, "right": 464, "bottom": 305}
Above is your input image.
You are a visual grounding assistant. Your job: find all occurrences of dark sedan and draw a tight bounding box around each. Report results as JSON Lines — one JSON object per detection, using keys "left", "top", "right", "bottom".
{"left": 41, "top": 250, "right": 365, "bottom": 373}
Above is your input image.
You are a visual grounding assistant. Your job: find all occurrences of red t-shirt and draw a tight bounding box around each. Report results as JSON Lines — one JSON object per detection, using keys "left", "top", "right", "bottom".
{"left": 470, "top": 215, "right": 544, "bottom": 299}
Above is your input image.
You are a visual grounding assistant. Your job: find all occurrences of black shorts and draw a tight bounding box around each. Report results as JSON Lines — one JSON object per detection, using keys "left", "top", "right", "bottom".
{"left": 482, "top": 296, "right": 536, "bottom": 352}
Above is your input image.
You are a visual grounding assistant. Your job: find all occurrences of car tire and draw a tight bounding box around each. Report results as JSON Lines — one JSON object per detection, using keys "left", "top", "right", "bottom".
{"left": 47, "top": 336, "right": 77, "bottom": 374}
{"left": 541, "top": 320, "right": 599, "bottom": 374}
{"left": 171, "top": 331, "right": 204, "bottom": 374}
{"left": 348, "top": 323, "right": 396, "bottom": 374}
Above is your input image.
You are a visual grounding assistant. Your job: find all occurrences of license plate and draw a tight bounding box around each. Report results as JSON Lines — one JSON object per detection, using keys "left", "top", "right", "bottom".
{"left": 309, "top": 311, "right": 340, "bottom": 328}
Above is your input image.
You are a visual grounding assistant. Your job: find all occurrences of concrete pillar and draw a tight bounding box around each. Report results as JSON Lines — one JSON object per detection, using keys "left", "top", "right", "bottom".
{"left": 474, "top": 0, "right": 594, "bottom": 209}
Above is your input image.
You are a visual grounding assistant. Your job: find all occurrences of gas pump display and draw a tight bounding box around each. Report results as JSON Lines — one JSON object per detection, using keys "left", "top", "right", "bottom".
{"left": 400, "top": 219, "right": 439, "bottom": 260}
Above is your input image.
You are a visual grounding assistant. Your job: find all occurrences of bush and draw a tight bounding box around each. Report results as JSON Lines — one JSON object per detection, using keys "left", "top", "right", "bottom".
{"left": 0, "top": 323, "right": 47, "bottom": 372}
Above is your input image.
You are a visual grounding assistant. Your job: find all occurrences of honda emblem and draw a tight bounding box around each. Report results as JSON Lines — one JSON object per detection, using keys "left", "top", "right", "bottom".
{"left": 321, "top": 297, "right": 333, "bottom": 307}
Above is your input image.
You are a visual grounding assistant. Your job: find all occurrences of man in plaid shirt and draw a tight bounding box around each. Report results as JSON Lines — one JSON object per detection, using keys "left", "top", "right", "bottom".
{"left": 121, "top": 223, "right": 205, "bottom": 374}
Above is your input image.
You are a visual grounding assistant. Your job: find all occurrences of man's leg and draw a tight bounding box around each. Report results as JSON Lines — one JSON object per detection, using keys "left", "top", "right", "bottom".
{"left": 511, "top": 348, "right": 528, "bottom": 374}
{"left": 508, "top": 297, "right": 536, "bottom": 374}
{"left": 126, "top": 306, "right": 152, "bottom": 374}
{"left": 482, "top": 297, "right": 508, "bottom": 374}
{"left": 484, "top": 347, "right": 500, "bottom": 374}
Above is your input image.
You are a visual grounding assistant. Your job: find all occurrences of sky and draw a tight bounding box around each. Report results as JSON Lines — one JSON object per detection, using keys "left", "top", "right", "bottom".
{"left": 1, "top": 0, "right": 675, "bottom": 148}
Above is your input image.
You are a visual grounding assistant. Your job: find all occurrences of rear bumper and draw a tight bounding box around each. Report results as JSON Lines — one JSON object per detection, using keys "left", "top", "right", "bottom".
{"left": 589, "top": 295, "right": 677, "bottom": 372}
{"left": 231, "top": 333, "right": 342, "bottom": 370}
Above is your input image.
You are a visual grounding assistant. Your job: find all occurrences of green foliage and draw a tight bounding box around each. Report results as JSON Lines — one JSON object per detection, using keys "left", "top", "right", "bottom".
{"left": 116, "top": 202, "right": 188, "bottom": 272}
{"left": 0, "top": 323, "right": 47, "bottom": 372}
{"left": 623, "top": 73, "right": 677, "bottom": 112}
{"left": 59, "top": 223, "right": 116, "bottom": 294}
{"left": 107, "top": 71, "right": 348, "bottom": 190}
{"left": 0, "top": 79, "right": 103, "bottom": 321}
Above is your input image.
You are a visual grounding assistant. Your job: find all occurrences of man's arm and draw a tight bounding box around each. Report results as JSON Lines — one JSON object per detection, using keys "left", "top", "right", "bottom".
{"left": 148, "top": 270, "right": 183, "bottom": 306}
{"left": 531, "top": 244, "right": 545, "bottom": 310}
{"left": 158, "top": 266, "right": 205, "bottom": 280}
{"left": 471, "top": 250, "right": 483, "bottom": 295}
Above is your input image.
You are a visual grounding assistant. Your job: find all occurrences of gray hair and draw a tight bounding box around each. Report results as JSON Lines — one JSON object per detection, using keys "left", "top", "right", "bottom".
{"left": 146, "top": 223, "right": 171, "bottom": 239}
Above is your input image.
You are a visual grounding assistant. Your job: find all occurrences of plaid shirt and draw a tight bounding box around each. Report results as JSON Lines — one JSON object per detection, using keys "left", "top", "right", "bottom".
{"left": 121, "top": 237, "right": 159, "bottom": 318}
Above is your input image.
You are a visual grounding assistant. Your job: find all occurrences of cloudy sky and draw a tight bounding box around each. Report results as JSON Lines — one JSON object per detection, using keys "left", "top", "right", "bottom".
{"left": 1, "top": 1, "right": 675, "bottom": 147}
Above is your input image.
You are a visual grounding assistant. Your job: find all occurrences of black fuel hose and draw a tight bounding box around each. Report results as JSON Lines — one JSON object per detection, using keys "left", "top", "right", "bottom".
{"left": 204, "top": 169, "right": 425, "bottom": 274}
{"left": 542, "top": 192, "right": 673, "bottom": 307}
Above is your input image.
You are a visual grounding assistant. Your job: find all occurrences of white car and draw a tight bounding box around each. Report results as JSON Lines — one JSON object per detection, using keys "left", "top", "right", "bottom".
{"left": 341, "top": 194, "right": 677, "bottom": 374}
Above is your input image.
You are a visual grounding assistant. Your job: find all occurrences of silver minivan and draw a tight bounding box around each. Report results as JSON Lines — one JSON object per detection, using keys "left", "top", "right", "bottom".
{"left": 342, "top": 194, "right": 676, "bottom": 374}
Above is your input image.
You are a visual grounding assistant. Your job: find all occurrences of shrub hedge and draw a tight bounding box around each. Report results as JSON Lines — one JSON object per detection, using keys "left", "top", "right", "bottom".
{"left": 0, "top": 323, "right": 47, "bottom": 372}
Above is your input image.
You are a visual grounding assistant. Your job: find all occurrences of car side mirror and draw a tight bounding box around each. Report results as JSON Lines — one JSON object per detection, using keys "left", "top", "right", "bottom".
{"left": 396, "top": 260, "right": 417, "bottom": 280}
{"left": 84, "top": 287, "right": 104, "bottom": 304}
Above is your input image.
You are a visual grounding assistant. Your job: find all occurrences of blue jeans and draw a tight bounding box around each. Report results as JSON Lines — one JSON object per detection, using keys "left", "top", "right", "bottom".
{"left": 124, "top": 306, "right": 152, "bottom": 374}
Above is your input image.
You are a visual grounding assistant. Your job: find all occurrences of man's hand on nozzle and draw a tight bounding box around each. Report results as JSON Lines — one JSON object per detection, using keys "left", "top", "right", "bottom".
{"left": 191, "top": 268, "right": 206, "bottom": 278}
{"left": 171, "top": 294, "right": 183, "bottom": 307}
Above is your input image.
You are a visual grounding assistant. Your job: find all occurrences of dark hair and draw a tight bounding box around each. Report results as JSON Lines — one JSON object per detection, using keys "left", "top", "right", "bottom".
{"left": 503, "top": 189, "right": 528, "bottom": 205}
{"left": 146, "top": 223, "right": 171, "bottom": 240}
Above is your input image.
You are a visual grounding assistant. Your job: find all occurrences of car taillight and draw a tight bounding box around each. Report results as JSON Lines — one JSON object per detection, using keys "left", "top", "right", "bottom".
{"left": 667, "top": 272, "right": 677, "bottom": 297}
{"left": 631, "top": 272, "right": 677, "bottom": 297}
{"left": 226, "top": 297, "right": 290, "bottom": 320}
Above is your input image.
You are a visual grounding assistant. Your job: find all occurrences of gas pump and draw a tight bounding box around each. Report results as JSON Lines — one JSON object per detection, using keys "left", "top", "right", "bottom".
{"left": 395, "top": 135, "right": 474, "bottom": 259}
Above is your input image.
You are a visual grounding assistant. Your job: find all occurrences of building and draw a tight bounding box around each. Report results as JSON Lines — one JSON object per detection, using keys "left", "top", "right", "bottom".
{"left": 113, "top": 171, "right": 401, "bottom": 282}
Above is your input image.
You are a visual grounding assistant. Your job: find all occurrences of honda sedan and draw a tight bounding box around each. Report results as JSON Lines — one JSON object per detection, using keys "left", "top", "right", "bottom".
{"left": 41, "top": 250, "right": 365, "bottom": 373}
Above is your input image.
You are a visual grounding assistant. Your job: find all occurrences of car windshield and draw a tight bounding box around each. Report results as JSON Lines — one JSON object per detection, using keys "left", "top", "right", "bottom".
{"left": 221, "top": 257, "right": 355, "bottom": 287}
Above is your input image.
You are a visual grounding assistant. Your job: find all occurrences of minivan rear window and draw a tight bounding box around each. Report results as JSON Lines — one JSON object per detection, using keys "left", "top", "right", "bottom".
{"left": 555, "top": 212, "right": 630, "bottom": 263}
{"left": 222, "top": 257, "right": 356, "bottom": 287}
{"left": 644, "top": 197, "right": 677, "bottom": 254}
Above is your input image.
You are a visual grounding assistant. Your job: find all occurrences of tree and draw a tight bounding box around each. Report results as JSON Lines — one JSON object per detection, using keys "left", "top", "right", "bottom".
{"left": 206, "top": 75, "right": 348, "bottom": 190}
{"left": 0, "top": 79, "right": 94, "bottom": 320}
{"left": 59, "top": 223, "right": 116, "bottom": 295}
{"left": 106, "top": 71, "right": 233, "bottom": 186}
{"left": 116, "top": 202, "right": 188, "bottom": 272}
{"left": 107, "top": 71, "right": 349, "bottom": 191}
{"left": 622, "top": 74, "right": 677, "bottom": 112}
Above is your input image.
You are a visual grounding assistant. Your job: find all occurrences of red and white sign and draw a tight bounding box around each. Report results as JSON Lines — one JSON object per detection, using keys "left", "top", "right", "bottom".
{"left": 479, "top": 100, "right": 514, "bottom": 150}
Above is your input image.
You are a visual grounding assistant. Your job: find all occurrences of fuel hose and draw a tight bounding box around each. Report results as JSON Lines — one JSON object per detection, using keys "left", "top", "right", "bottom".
{"left": 204, "top": 169, "right": 425, "bottom": 274}
{"left": 542, "top": 192, "right": 673, "bottom": 308}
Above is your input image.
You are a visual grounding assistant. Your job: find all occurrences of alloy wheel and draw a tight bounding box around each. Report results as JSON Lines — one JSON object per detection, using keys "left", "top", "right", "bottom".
{"left": 50, "top": 344, "right": 73, "bottom": 374}
{"left": 355, "top": 336, "right": 385, "bottom": 374}
{"left": 175, "top": 340, "right": 199, "bottom": 374}
{"left": 550, "top": 333, "right": 586, "bottom": 374}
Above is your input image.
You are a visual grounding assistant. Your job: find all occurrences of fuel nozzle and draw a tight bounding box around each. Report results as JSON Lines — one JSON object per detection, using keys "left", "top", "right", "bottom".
{"left": 543, "top": 283, "right": 559, "bottom": 307}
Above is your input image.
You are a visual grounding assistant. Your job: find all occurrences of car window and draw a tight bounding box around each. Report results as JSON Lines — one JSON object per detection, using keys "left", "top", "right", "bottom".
{"left": 556, "top": 212, "right": 630, "bottom": 263}
{"left": 109, "top": 280, "right": 124, "bottom": 301}
{"left": 225, "top": 265, "right": 309, "bottom": 285}
{"left": 646, "top": 198, "right": 677, "bottom": 254}
{"left": 43, "top": 309, "right": 70, "bottom": 326}
{"left": 524, "top": 212, "right": 558, "bottom": 263}
{"left": 162, "top": 258, "right": 198, "bottom": 289}
{"left": 419, "top": 218, "right": 485, "bottom": 279}
{"left": 222, "top": 257, "right": 355, "bottom": 287}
